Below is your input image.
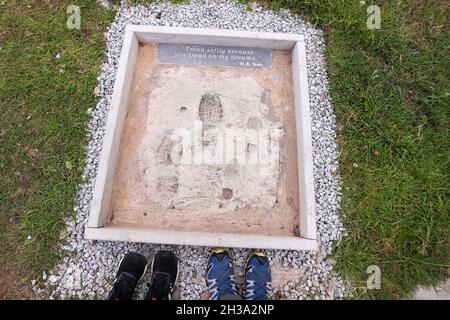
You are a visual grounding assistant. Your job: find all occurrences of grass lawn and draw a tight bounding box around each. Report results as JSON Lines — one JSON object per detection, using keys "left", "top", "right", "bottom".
{"left": 1, "top": 0, "right": 448, "bottom": 299}
{"left": 0, "top": 0, "right": 115, "bottom": 298}
{"left": 243, "top": 0, "right": 449, "bottom": 298}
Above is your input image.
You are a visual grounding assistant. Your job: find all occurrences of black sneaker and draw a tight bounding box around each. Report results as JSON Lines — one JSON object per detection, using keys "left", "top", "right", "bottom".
{"left": 145, "top": 250, "right": 179, "bottom": 300}
{"left": 108, "top": 252, "right": 148, "bottom": 300}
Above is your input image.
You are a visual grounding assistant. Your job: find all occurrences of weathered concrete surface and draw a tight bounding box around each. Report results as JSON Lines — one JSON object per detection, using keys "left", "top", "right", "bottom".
{"left": 109, "top": 43, "right": 300, "bottom": 237}
{"left": 409, "top": 279, "right": 450, "bottom": 300}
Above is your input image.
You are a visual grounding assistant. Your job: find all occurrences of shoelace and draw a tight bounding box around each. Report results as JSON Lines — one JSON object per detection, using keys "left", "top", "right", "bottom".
{"left": 209, "top": 275, "right": 237, "bottom": 299}
{"left": 247, "top": 274, "right": 270, "bottom": 300}
{"left": 109, "top": 272, "right": 137, "bottom": 300}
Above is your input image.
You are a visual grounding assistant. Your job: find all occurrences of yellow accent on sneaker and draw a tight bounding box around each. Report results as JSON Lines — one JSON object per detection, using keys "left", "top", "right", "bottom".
{"left": 253, "top": 252, "right": 266, "bottom": 257}
{"left": 210, "top": 248, "right": 230, "bottom": 256}
{"left": 246, "top": 251, "right": 266, "bottom": 265}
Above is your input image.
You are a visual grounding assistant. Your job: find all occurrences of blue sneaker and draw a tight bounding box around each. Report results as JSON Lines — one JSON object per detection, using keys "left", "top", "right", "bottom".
{"left": 245, "top": 252, "right": 272, "bottom": 300}
{"left": 206, "top": 249, "right": 238, "bottom": 300}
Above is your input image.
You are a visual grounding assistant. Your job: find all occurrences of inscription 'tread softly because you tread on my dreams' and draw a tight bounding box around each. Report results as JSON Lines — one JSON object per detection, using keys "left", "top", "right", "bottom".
{"left": 158, "top": 43, "right": 272, "bottom": 68}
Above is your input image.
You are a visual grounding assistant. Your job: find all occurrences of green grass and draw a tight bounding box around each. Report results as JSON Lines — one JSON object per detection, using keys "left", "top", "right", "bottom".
{"left": 243, "top": 0, "right": 449, "bottom": 298}
{"left": 0, "top": 0, "right": 448, "bottom": 299}
{"left": 0, "top": 0, "right": 114, "bottom": 298}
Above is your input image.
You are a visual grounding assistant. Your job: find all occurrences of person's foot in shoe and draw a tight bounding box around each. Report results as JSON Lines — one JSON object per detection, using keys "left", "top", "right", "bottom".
{"left": 108, "top": 252, "right": 148, "bottom": 300}
{"left": 245, "top": 252, "right": 272, "bottom": 300}
{"left": 145, "top": 250, "right": 179, "bottom": 300}
{"left": 206, "top": 249, "right": 239, "bottom": 300}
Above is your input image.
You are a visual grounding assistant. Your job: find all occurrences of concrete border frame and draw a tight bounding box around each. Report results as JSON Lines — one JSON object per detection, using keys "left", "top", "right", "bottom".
{"left": 85, "top": 25, "right": 318, "bottom": 251}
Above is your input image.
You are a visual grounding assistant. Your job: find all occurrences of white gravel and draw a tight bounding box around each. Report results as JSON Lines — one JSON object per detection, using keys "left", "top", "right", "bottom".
{"left": 34, "top": 0, "right": 347, "bottom": 300}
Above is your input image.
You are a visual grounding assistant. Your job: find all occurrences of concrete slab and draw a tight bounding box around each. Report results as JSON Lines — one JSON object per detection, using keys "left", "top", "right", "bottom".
{"left": 110, "top": 43, "right": 298, "bottom": 237}
{"left": 85, "top": 26, "right": 317, "bottom": 250}
{"left": 409, "top": 279, "right": 450, "bottom": 300}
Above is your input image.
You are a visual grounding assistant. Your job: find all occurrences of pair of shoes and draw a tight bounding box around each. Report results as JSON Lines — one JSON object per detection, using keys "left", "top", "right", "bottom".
{"left": 108, "top": 249, "right": 271, "bottom": 300}
{"left": 108, "top": 251, "right": 178, "bottom": 300}
{"left": 207, "top": 249, "right": 271, "bottom": 300}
